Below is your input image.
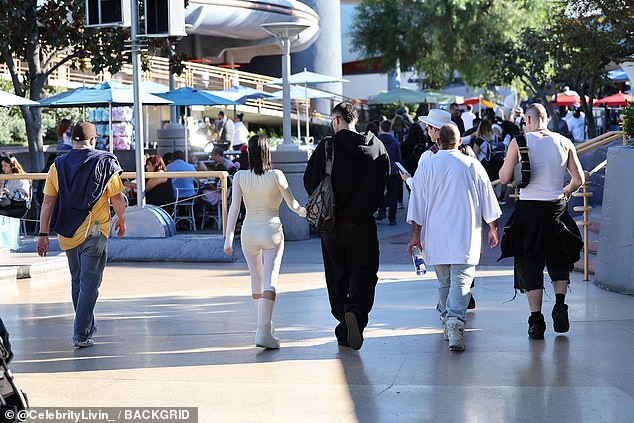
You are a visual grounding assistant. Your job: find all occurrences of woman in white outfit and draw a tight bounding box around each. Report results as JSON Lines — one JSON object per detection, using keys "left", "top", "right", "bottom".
{"left": 224, "top": 135, "right": 306, "bottom": 349}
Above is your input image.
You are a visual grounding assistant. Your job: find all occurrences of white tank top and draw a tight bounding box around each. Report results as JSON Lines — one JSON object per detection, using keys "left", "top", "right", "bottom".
{"left": 519, "top": 132, "right": 569, "bottom": 201}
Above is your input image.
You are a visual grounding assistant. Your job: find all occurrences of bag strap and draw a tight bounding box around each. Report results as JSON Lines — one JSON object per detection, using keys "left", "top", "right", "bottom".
{"left": 325, "top": 138, "right": 334, "bottom": 175}
{"left": 516, "top": 134, "right": 528, "bottom": 155}
{"left": 515, "top": 134, "right": 531, "bottom": 188}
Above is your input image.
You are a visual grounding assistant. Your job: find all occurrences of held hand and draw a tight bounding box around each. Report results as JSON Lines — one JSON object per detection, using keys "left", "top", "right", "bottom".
{"left": 399, "top": 170, "right": 411, "bottom": 182}
{"left": 488, "top": 228, "right": 499, "bottom": 248}
{"left": 297, "top": 206, "right": 307, "bottom": 218}
{"left": 114, "top": 218, "right": 126, "bottom": 238}
{"left": 407, "top": 238, "right": 421, "bottom": 256}
{"left": 37, "top": 236, "right": 49, "bottom": 257}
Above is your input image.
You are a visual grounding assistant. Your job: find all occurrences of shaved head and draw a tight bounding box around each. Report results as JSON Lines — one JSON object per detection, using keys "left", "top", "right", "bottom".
{"left": 439, "top": 124, "right": 460, "bottom": 149}
{"left": 525, "top": 103, "right": 548, "bottom": 122}
{"left": 525, "top": 103, "right": 549, "bottom": 131}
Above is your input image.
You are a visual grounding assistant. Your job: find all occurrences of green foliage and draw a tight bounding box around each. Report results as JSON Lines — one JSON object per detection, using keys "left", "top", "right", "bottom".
{"left": 0, "top": 0, "right": 188, "bottom": 169}
{"left": 552, "top": 2, "right": 634, "bottom": 114}
{"left": 623, "top": 102, "right": 634, "bottom": 140}
{"left": 352, "top": 0, "right": 551, "bottom": 87}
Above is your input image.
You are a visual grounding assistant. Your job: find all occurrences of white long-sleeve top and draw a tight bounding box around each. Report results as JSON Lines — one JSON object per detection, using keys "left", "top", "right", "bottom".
{"left": 224, "top": 169, "right": 305, "bottom": 249}
{"left": 406, "top": 149, "right": 502, "bottom": 265}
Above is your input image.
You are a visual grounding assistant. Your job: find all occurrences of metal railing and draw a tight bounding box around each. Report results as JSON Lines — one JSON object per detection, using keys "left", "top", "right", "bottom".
{"left": 575, "top": 130, "right": 626, "bottom": 155}
{"left": 0, "top": 170, "right": 229, "bottom": 237}
{"left": 572, "top": 172, "right": 593, "bottom": 281}
{"left": 0, "top": 55, "right": 302, "bottom": 117}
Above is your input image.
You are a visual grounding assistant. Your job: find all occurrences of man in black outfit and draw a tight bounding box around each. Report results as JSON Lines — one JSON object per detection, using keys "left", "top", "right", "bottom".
{"left": 304, "top": 103, "right": 390, "bottom": 350}
{"left": 449, "top": 102, "right": 466, "bottom": 136}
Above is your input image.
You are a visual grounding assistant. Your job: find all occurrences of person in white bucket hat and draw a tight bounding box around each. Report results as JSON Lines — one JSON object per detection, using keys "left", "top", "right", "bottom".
{"left": 419, "top": 109, "right": 457, "bottom": 132}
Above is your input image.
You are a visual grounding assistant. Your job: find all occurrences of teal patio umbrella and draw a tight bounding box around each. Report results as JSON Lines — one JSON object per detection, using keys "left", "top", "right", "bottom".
{"left": 368, "top": 88, "right": 430, "bottom": 105}
{"left": 38, "top": 81, "right": 173, "bottom": 152}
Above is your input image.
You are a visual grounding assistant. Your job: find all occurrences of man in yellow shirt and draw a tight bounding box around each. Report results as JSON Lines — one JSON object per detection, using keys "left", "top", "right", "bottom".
{"left": 37, "top": 122, "right": 127, "bottom": 348}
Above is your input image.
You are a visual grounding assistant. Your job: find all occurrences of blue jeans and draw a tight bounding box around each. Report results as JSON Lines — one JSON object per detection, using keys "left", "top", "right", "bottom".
{"left": 434, "top": 264, "right": 476, "bottom": 324}
{"left": 66, "top": 234, "right": 108, "bottom": 343}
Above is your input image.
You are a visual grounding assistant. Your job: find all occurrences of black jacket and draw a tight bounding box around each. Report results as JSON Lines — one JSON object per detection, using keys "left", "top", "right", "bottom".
{"left": 499, "top": 199, "right": 583, "bottom": 268}
{"left": 304, "top": 129, "right": 390, "bottom": 220}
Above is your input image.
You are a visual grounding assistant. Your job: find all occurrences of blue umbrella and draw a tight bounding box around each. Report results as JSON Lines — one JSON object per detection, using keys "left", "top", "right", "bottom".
{"left": 608, "top": 69, "right": 629, "bottom": 82}
{"left": 208, "top": 86, "right": 273, "bottom": 104}
{"left": 155, "top": 87, "right": 237, "bottom": 106}
{"left": 38, "top": 81, "right": 172, "bottom": 107}
{"left": 38, "top": 82, "right": 173, "bottom": 152}
{"left": 155, "top": 87, "right": 238, "bottom": 158}
{"left": 37, "top": 86, "right": 91, "bottom": 107}
{"left": 140, "top": 81, "right": 171, "bottom": 94}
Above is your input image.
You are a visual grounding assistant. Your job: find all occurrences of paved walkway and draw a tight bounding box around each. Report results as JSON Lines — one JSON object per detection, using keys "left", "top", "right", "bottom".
{"left": 2, "top": 206, "right": 634, "bottom": 422}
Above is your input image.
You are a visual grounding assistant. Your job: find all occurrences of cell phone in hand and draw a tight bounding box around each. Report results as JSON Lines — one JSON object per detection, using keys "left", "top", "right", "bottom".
{"left": 395, "top": 162, "right": 408, "bottom": 174}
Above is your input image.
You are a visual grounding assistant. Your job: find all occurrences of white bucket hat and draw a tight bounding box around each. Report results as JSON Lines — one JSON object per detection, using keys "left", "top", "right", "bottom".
{"left": 419, "top": 109, "right": 456, "bottom": 129}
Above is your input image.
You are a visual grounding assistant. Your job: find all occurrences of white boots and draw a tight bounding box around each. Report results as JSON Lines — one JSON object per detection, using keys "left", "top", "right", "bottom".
{"left": 255, "top": 298, "right": 280, "bottom": 349}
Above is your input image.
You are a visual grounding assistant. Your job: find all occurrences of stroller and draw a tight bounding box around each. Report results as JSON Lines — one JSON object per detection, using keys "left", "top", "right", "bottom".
{"left": 0, "top": 338, "right": 28, "bottom": 423}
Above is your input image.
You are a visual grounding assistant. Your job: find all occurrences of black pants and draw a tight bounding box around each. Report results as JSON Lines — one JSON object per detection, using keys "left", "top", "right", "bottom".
{"left": 320, "top": 216, "right": 379, "bottom": 342}
{"left": 0, "top": 201, "right": 26, "bottom": 218}
{"left": 378, "top": 174, "right": 400, "bottom": 220}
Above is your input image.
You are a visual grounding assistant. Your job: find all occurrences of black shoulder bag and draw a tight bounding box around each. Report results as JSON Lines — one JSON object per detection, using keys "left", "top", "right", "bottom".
{"left": 305, "top": 139, "right": 336, "bottom": 233}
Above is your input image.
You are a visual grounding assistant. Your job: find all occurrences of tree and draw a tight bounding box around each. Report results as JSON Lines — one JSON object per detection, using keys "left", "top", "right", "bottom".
{"left": 552, "top": 0, "right": 634, "bottom": 137}
{"left": 0, "top": 0, "right": 189, "bottom": 170}
{"left": 351, "top": 0, "right": 551, "bottom": 88}
{"left": 484, "top": 26, "right": 560, "bottom": 118}
{"left": 0, "top": 0, "right": 129, "bottom": 170}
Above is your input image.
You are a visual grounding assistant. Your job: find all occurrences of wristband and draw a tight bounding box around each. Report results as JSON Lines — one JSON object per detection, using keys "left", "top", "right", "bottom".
{"left": 38, "top": 232, "right": 48, "bottom": 237}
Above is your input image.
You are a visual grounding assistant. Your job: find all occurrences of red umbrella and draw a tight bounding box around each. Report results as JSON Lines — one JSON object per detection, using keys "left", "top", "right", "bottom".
{"left": 461, "top": 97, "right": 496, "bottom": 108}
{"left": 551, "top": 93, "right": 581, "bottom": 106}
{"left": 593, "top": 92, "right": 634, "bottom": 107}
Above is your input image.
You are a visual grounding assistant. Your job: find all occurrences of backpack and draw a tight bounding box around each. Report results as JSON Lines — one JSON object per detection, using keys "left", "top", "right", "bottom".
{"left": 305, "top": 139, "right": 336, "bottom": 233}
{"left": 410, "top": 142, "right": 427, "bottom": 166}
{"left": 484, "top": 135, "right": 507, "bottom": 161}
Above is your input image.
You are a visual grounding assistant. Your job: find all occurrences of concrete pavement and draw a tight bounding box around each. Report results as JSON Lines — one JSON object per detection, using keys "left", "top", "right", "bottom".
{"left": 2, "top": 205, "right": 634, "bottom": 422}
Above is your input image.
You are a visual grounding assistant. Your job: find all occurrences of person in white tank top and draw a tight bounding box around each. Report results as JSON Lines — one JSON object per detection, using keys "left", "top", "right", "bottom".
{"left": 499, "top": 103, "right": 584, "bottom": 340}
{"left": 224, "top": 135, "right": 306, "bottom": 349}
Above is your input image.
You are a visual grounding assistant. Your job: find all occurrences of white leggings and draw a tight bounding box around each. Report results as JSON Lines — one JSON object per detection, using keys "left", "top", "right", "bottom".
{"left": 240, "top": 220, "right": 285, "bottom": 295}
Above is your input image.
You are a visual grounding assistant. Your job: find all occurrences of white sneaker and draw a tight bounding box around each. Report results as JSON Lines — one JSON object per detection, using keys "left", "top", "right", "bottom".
{"left": 73, "top": 338, "right": 95, "bottom": 348}
{"left": 440, "top": 317, "right": 449, "bottom": 341}
{"left": 446, "top": 321, "right": 465, "bottom": 351}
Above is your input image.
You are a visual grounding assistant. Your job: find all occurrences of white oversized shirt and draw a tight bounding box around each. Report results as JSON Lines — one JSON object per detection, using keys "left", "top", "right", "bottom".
{"left": 406, "top": 149, "right": 502, "bottom": 265}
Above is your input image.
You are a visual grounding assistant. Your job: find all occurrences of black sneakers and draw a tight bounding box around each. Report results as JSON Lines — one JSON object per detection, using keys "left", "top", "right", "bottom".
{"left": 344, "top": 312, "right": 363, "bottom": 350}
{"left": 528, "top": 314, "right": 546, "bottom": 340}
{"left": 552, "top": 303, "right": 570, "bottom": 333}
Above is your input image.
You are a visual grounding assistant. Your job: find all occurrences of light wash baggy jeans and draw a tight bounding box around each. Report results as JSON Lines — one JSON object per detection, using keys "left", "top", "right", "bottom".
{"left": 65, "top": 233, "right": 108, "bottom": 343}
{"left": 434, "top": 264, "right": 476, "bottom": 324}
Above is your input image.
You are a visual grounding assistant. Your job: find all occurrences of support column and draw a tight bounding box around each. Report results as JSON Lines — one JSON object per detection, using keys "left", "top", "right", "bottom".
{"left": 595, "top": 146, "right": 634, "bottom": 294}
{"left": 294, "top": 0, "right": 343, "bottom": 115}
{"left": 272, "top": 149, "right": 310, "bottom": 241}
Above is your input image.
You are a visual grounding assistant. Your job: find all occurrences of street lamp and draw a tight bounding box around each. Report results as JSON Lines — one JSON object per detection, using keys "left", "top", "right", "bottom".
{"left": 260, "top": 22, "right": 310, "bottom": 149}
